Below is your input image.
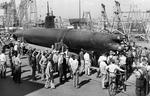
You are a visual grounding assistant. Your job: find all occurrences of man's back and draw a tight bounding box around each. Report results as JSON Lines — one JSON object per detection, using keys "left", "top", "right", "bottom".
{"left": 100, "top": 61, "right": 107, "bottom": 74}
{"left": 71, "top": 59, "right": 78, "bottom": 74}
{"left": 84, "top": 53, "right": 90, "bottom": 62}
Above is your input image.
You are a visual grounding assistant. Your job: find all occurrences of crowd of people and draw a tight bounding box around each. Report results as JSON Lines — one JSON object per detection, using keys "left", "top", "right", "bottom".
{"left": 0, "top": 37, "right": 92, "bottom": 89}
{"left": 97, "top": 41, "right": 150, "bottom": 96}
{"left": 0, "top": 34, "right": 150, "bottom": 96}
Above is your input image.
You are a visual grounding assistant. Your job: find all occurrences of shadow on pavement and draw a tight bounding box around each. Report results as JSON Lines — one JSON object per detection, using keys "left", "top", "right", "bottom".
{"left": 20, "top": 56, "right": 28, "bottom": 59}
{"left": 22, "top": 75, "right": 41, "bottom": 81}
{"left": 79, "top": 79, "right": 91, "bottom": 88}
{"left": 21, "top": 64, "right": 29, "bottom": 68}
{"left": 90, "top": 69, "right": 97, "bottom": 75}
{"left": 55, "top": 81, "right": 66, "bottom": 88}
{"left": 0, "top": 77, "right": 44, "bottom": 96}
{"left": 21, "top": 70, "right": 31, "bottom": 74}
{"left": 22, "top": 75, "right": 32, "bottom": 81}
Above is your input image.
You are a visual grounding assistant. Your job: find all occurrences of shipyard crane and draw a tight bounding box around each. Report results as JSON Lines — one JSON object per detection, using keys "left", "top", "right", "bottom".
{"left": 101, "top": 3, "right": 110, "bottom": 31}
{"left": 18, "top": 0, "right": 30, "bottom": 27}
{"left": 0, "top": 0, "right": 18, "bottom": 31}
{"left": 18, "top": 0, "right": 37, "bottom": 27}
{"left": 112, "top": 1, "right": 126, "bottom": 36}
{"left": 113, "top": 1, "right": 122, "bottom": 30}
{"left": 0, "top": 2, "right": 8, "bottom": 16}
{"left": 82, "top": 11, "right": 93, "bottom": 30}
{"left": 0, "top": 2, "right": 8, "bottom": 28}
{"left": 9, "top": 0, "right": 18, "bottom": 27}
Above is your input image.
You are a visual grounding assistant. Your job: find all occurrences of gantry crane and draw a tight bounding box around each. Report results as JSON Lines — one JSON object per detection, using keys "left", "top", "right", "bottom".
{"left": 111, "top": 0, "right": 127, "bottom": 36}
{"left": 113, "top": 1, "right": 122, "bottom": 30}
{"left": 101, "top": 3, "right": 110, "bottom": 31}
{"left": 82, "top": 11, "right": 92, "bottom": 30}
{"left": 0, "top": 2, "right": 8, "bottom": 28}
{"left": 0, "top": 0, "right": 18, "bottom": 31}
{"left": 18, "top": 0, "right": 37, "bottom": 27}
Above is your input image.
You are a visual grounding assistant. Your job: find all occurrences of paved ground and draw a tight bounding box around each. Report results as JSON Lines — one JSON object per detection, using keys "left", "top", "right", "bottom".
{"left": 0, "top": 55, "right": 143, "bottom": 96}
{"left": 0, "top": 44, "right": 150, "bottom": 96}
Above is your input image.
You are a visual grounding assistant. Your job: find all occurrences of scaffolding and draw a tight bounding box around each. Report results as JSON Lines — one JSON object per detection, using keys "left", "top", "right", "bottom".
{"left": 121, "top": 4, "right": 150, "bottom": 42}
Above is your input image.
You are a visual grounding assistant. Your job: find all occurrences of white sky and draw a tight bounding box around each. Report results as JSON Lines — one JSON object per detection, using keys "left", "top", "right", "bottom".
{"left": 0, "top": 0, "right": 150, "bottom": 19}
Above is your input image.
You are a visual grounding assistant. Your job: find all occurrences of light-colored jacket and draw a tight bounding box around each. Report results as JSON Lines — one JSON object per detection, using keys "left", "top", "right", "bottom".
{"left": 58, "top": 54, "right": 64, "bottom": 67}
{"left": 84, "top": 52, "right": 91, "bottom": 66}
{"left": 70, "top": 58, "right": 79, "bottom": 74}
{"left": 53, "top": 53, "right": 58, "bottom": 63}
{"left": 100, "top": 61, "right": 107, "bottom": 75}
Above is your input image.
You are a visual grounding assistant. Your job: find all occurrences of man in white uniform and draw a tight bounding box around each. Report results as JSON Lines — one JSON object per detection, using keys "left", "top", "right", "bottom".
{"left": 70, "top": 55, "right": 79, "bottom": 88}
{"left": 97, "top": 54, "right": 107, "bottom": 78}
{"left": 84, "top": 51, "right": 91, "bottom": 76}
{"left": 99, "top": 56, "right": 107, "bottom": 89}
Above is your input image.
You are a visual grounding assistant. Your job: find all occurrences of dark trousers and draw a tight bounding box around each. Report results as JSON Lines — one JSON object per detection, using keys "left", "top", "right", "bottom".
{"left": 126, "top": 57, "right": 133, "bottom": 77}
{"left": 73, "top": 71, "right": 79, "bottom": 88}
{"left": 10, "top": 60, "right": 14, "bottom": 76}
{"left": 0, "top": 70, "right": 6, "bottom": 78}
{"left": 11, "top": 66, "right": 15, "bottom": 76}
{"left": 59, "top": 64, "right": 63, "bottom": 83}
{"left": 68, "top": 65, "right": 73, "bottom": 79}
{"left": 36, "top": 59, "right": 41, "bottom": 73}
{"left": 53, "top": 62, "right": 58, "bottom": 72}
{"left": 63, "top": 64, "right": 67, "bottom": 81}
{"left": 37, "top": 62, "right": 41, "bottom": 73}
{"left": 0, "top": 64, "right": 6, "bottom": 78}
{"left": 136, "top": 87, "right": 146, "bottom": 96}
{"left": 13, "top": 66, "right": 21, "bottom": 83}
{"left": 14, "top": 51, "right": 18, "bottom": 56}
{"left": 59, "top": 64, "right": 67, "bottom": 83}
{"left": 32, "top": 67, "right": 36, "bottom": 80}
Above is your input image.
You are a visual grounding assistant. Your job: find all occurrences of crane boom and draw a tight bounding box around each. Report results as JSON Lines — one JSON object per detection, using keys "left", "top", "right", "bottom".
{"left": 101, "top": 3, "right": 110, "bottom": 30}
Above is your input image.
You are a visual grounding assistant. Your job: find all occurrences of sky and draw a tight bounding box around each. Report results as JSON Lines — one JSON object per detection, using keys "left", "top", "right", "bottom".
{"left": 0, "top": 0, "right": 150, "bottom": 19}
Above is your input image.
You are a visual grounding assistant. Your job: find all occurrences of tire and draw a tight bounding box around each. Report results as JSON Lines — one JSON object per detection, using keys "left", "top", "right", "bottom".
{"left": 108, "top": 82, "right": 117, "bottom": 96}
